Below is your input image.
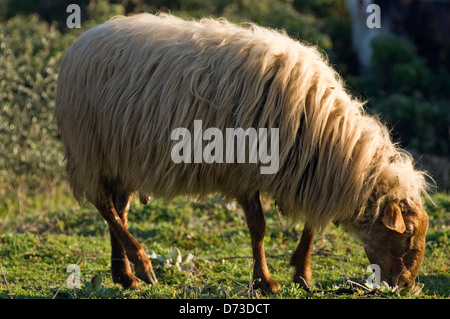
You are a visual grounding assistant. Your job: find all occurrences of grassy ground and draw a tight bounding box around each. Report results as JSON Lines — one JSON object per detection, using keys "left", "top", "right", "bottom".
{"left": 0, "top": 187, "right": 448, "bottom": 299}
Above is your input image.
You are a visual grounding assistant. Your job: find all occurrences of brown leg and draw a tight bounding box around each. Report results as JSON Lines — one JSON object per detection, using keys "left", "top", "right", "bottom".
{"left": 290, "top": 223, "right": 315, "bottom": 289}
{"left": 95, "top": 196, "right": 158, "bottom": 288}
{"left": 110, "top": 192, "right": 141, "bottom": 289}
{"left": 237, "top": 192, "right": 280, "bottom": 294}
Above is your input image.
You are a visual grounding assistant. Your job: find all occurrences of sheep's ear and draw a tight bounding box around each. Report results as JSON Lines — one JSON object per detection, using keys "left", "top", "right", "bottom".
{"left": 382, "top": 202, "right": 406, "bottom": 233}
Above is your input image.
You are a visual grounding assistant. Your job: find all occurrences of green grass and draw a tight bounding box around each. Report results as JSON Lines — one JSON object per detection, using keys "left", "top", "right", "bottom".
{"left": 0, "top": 188, "right": 448, "bottom": 299}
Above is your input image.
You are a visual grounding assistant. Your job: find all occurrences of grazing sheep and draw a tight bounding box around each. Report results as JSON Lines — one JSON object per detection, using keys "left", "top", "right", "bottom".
{"left": 55, "top": 13, "right": 430, "bottom": 292}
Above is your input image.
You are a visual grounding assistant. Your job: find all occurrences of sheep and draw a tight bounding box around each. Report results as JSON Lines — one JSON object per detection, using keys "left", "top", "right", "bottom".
{"left": 55, "top": 13, "right": 430, "bottom": 293}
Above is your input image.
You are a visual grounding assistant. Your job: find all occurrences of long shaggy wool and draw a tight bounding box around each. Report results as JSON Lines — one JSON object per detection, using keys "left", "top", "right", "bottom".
{"left": 55, "top": 13, "right": 429, "bottom": 230}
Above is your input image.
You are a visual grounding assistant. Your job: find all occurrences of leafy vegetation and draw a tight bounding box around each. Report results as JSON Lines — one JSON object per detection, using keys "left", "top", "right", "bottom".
{"left": 0, "top": 15, "right": 62, "bottom": 199}
{"left": 352, "top": 34, "right": 450, "bottom": 156}
{"left": 0, "top": 192, "right": 448, "bottom": 299}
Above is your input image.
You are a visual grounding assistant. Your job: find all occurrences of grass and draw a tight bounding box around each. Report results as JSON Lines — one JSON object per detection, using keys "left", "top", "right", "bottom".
{"left": 0, "top": 186, "right": 448, "bottom": 299}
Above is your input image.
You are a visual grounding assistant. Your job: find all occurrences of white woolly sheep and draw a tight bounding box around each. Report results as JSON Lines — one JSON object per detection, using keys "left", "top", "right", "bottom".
{"left": 55, "top": 13, "right": 430, "bottom": 292}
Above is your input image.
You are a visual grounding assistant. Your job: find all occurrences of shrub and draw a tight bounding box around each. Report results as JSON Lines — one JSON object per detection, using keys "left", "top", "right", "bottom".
{"left": 0, "top": 15, "right": 65, "bottom": 198}
{"left": 0, "top": 2, "right": 128, "bottom": 204}
{"left": 222, "top": 0, "right": 332, "bottom": 50}
{"left": 353, "top": 35, "right": 450, "bottom": 156}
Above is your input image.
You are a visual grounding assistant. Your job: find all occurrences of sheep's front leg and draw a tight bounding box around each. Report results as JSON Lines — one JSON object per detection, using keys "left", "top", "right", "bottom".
{"left": 290, "top": 223, "right": 315, "bottom": 289}
{"left": 238, "top": 193, "right": 280, "bottom": 294}
{"left": 95, "top": 197, "right": 158, "bottom": 288}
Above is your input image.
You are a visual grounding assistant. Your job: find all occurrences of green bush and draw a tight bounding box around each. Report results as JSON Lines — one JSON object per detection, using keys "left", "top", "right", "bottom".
{"left": 0, "top": 15, "right": 65, "bottom": 197}
{"left": 221, "top": 0, "right": 332, "bottom": 50}
{"left": 353, "top": 35, "right": 450, "bottom": 156}
{"left": 0, "top": 2, "right": 129, "bottom": 203}
{"left": 374, "top": 94, "right": 449, "bottom": 154}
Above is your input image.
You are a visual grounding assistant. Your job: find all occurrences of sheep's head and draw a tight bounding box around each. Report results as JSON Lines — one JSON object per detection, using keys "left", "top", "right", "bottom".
{"left": 350, "top": 200, "right": 429, "bottom": 289}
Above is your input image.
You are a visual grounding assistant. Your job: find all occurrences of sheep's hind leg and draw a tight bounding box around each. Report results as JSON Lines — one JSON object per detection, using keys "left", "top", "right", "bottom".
{"left": 95, "top": 195, "right": 158, "bottom": 288}
{"left": 238, "top": 192, "right": 281, "bottom": 294}
{"left": 290, "top": 223, "right": 315, "bottom": 290}
{"left": 109, "top": 192, "right": 140, "bottom": 289}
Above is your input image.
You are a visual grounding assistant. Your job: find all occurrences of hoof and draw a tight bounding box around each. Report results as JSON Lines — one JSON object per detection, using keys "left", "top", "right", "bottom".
{"left": 293, "top": 276, "right": 311, "bottom": 291}
{"left": 139, "top": 194, "right": 151, "bottom": 205}
{"left": 113, "top": 273, "right": 141, "bottom": 290}
{"left": 293, "top": 268, "right": 312, "bottom": 290}
{"left": 254, "top": 277, "right": 281, "bottom": 295}
{"left": 136, "top": 268, "right": 158, "bottom": 286}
